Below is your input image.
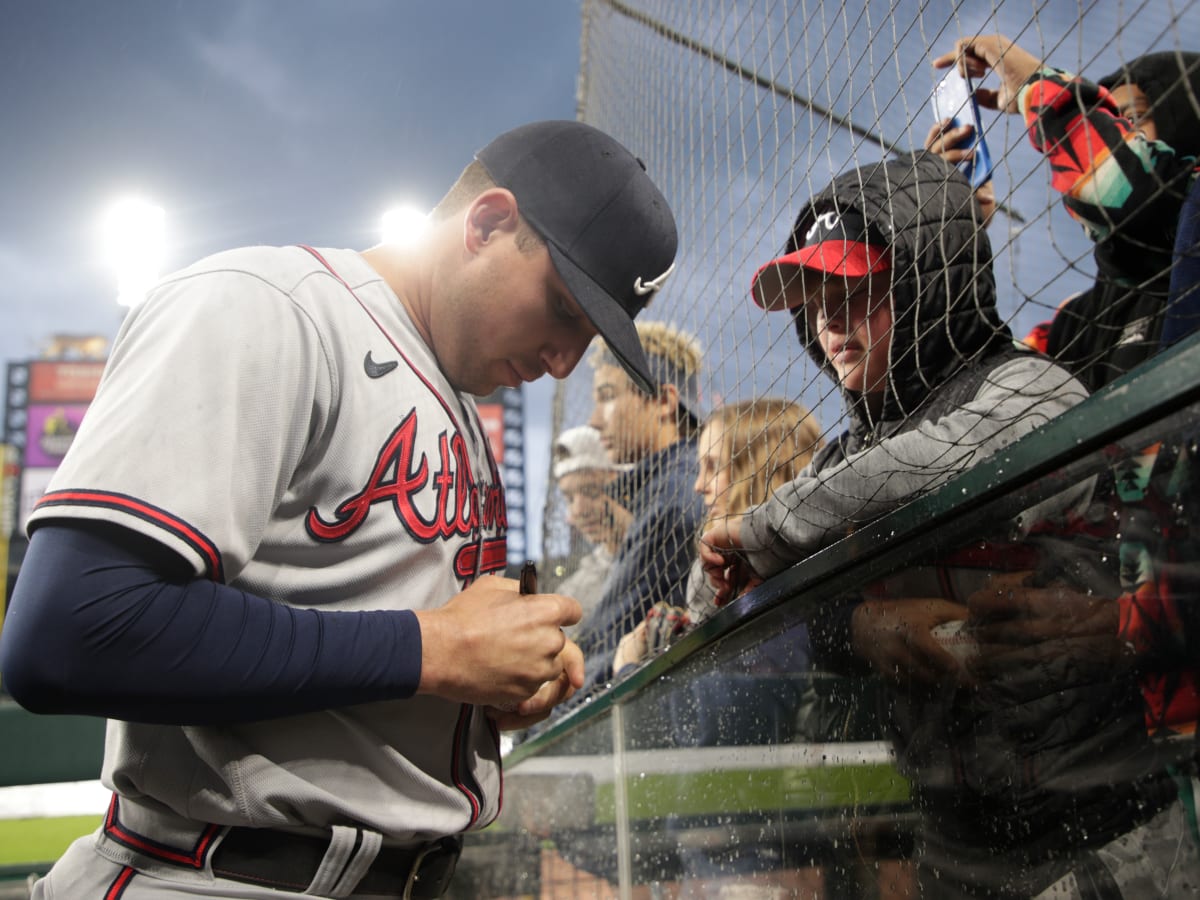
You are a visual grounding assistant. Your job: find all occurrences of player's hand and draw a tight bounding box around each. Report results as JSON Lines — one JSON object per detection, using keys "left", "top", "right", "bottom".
{"left": 486, "top": 639, "right": 585, "bottom": 731}
{"left": 851, "top": 598, "right": 971, "bottom": 687}
{"left": 932, "top": 35, "right": 1042, "bottom": 115}
{"left": 699, "top": 515, "right": 759, "bottom": 605}
{"left": 415, "top": 575, "right": 584, "bottom": 714}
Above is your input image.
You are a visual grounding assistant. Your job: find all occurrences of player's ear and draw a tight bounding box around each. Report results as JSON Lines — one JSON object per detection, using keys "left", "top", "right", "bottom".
{"left": 464, "top": 188, "right": 520, "bottom": 253}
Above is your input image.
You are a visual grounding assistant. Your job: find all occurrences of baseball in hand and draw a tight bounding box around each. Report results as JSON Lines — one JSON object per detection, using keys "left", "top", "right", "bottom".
{"left": 930, "top": 619, "right": 977, "bottom": 664}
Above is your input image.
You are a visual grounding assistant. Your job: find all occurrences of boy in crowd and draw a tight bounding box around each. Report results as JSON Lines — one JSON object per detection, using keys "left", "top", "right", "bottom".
{"left": 575, "top": 321, "right": 707, "bottom": 696}
{"left": 702, "top": 152, "right": 1086, "bottom": 585}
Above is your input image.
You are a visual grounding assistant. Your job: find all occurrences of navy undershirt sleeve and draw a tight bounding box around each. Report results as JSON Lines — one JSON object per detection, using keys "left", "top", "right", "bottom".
{"left": 0, "top": 522, "right": 423, "bottom": 725}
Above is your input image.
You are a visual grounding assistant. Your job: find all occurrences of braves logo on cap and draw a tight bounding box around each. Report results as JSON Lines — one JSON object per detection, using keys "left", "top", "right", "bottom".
{"left": 805, "top": 211, "right": 843, "bottom": 244}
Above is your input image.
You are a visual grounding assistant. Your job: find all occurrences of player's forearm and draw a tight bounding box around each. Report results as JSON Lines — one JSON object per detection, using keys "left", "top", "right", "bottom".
{"left": 0, "top": 523, "right": 422, "bottom": 725}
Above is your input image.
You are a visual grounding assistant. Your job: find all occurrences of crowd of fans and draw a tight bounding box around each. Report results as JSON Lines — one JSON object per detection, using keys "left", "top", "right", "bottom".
{"left": 539, "top": 35, "right": 1200, "bottom": 898}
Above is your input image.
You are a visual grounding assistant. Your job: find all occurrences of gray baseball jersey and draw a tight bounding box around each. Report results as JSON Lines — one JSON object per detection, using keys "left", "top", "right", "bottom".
{"left": 28, "top": 245, "right": 507, "bottom": 845}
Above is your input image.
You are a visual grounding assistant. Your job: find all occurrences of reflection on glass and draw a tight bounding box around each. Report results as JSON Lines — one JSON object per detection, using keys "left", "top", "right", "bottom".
{"left": 460, "top": 410, "right": 1200, "bottom": 898}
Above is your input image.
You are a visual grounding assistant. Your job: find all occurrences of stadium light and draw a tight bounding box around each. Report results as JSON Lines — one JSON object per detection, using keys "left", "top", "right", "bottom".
{"left": 381, "top": 205, "right": 428, "bottom": 247}
{"left": 99, "top": 197, "right": 166, "bottom": 308}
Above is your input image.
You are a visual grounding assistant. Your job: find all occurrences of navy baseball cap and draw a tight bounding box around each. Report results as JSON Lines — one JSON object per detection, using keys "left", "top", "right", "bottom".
{"left": 476, "top": 120, "right": 678, "bottom": 394}
{"left": 750, "top": 208, "right": 891, "bottom": 311}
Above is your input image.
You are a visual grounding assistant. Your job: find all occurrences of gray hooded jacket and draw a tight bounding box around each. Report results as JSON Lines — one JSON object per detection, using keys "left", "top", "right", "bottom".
{"left": 741, "top": 153, "right": 1088, "bottom": 578}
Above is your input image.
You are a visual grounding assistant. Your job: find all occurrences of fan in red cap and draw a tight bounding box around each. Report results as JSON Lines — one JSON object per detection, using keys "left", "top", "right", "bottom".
{"left": 750, "top": 208, "right": 891, "bottom": 311}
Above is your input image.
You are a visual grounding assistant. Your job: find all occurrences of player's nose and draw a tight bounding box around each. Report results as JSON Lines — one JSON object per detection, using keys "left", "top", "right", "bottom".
{"left": 541, "top": 336, "right": 589, "bottom": 380}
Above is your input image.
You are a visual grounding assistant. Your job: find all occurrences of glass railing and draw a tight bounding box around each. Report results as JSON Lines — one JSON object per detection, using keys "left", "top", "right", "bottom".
{"left": 455, "top": 331, "right": 1200, "bottom": 897}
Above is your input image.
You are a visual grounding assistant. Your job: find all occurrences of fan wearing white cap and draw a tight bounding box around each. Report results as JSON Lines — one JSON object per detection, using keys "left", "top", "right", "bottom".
{"left": 551, "top": 426, "right": 628, "bottom": 636}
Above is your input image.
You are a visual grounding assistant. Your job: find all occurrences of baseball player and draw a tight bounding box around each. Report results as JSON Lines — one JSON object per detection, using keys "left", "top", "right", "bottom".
{"left": 0, "top": 120, "right": 677, "bottom": 899}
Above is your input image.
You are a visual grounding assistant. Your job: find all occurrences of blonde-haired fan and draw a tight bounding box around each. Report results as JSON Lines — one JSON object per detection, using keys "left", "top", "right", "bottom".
{"left": 615, "top": 397, "right": 823, "bottom": 669}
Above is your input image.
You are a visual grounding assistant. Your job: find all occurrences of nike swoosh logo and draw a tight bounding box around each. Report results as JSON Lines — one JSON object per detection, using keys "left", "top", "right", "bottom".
{"left": 363, "top": 351, "right": 399, "bottom": 379}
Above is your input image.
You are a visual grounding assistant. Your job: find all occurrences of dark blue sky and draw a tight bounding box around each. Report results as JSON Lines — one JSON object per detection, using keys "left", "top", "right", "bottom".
{"left": 0, "top": 0, "right": 583, "bottom": 364}
{"left": 5, "top": 2, "right": 1199, "bottom": 559}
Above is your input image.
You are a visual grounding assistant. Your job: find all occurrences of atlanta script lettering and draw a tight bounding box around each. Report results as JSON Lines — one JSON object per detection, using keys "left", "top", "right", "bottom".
{"left": 306, "top": 410, "right": 507, "bottom": 544}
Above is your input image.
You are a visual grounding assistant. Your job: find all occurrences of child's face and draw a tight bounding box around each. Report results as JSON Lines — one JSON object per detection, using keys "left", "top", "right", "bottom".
{"left": 810, "top": 274, "right": 893, "bottom": 395}
{"left": 558, "top": 468, "right": 618, "bottom": 544}
{"left": 694, "top": 421, "right": 732, "bottom": 516}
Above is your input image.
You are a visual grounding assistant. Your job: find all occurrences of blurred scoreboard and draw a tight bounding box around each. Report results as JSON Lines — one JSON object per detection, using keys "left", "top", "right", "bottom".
{"left": 3, "top": 361, "right": 106, "bottom": 532}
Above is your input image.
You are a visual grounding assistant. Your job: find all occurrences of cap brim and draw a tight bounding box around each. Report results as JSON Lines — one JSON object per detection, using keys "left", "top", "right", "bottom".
{"left": 750, "top": 243, "right": 890, "bottom": 310}
{"left": 750, "top": 258, "right": 809, "bottom": 311}
{"left": 546, "top": 242, "right": 656, "bottom": 394}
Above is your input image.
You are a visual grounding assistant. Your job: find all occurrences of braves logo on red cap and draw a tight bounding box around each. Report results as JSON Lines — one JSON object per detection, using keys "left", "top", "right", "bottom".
{"left": 806, "top": 211, "right": 843, "bottom": 243}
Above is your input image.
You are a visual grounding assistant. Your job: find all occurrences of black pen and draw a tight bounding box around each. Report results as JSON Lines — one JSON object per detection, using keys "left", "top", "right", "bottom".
{"left": 519, "top": 560, "right": 538, "bottom": 595}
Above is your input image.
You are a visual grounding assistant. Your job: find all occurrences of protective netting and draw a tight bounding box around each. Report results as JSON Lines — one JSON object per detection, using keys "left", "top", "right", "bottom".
{"left": 541, "top": 0, "right": 1200, "bottom": 699}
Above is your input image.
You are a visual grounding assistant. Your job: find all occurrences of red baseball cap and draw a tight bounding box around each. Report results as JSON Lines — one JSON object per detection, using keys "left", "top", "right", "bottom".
{"left": 751, "top": 209, "right": 891, "bottom": 311}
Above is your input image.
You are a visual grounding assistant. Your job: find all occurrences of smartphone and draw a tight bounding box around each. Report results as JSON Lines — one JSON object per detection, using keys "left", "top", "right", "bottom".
{"left": 932, "top": 69, "right": 994, "bottom": 188}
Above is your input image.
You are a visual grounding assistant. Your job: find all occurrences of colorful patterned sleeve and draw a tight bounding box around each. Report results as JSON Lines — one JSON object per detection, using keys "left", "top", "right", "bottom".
{"left": 1112, "top": 440, "right": 1200, "bottom": 739}
{"left": 1018, "top": 67, "right": 1195, "bottom": 245}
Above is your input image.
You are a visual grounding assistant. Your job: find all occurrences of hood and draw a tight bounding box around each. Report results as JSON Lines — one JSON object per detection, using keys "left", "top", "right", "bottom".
{"left": 790, "top": 152, "right": 1012, "bottom": 426}
{"left": 1099, "top": 51, "right": 1200, "bottom": 159}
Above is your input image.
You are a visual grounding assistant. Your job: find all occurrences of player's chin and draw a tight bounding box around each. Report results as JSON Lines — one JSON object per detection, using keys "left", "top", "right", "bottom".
{"left": 488, "top": 361, "right": 525, "bottom": 391}
{"left": 456, "top": 370, "right": 508, "bottom": 396}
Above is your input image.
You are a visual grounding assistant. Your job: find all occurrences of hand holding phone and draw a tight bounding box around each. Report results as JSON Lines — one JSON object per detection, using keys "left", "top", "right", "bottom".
{"left": 931, "top": 69, "right": 994, "bottom": 188}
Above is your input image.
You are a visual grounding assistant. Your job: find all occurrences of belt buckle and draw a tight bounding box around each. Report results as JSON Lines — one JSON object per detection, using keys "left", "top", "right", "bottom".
{"left": 402, "top": 836, "right": 461, "bottom": 900}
